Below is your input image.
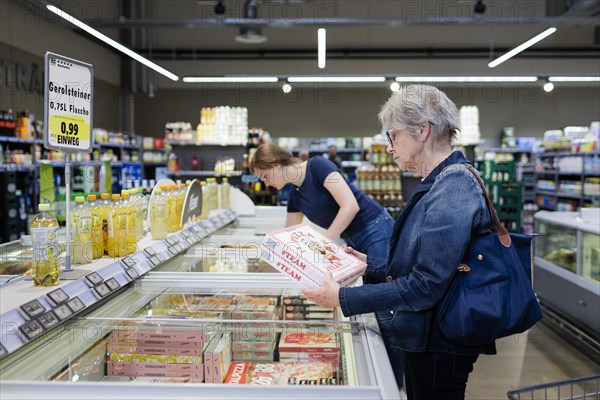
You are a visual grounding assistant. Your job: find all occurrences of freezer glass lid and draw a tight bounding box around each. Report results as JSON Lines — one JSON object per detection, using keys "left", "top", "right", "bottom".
{"left": 153, "top": 256, "right": 277, "bottom": 274}
{"left": 0, "top": 285, "right": 364, "bottom": 389}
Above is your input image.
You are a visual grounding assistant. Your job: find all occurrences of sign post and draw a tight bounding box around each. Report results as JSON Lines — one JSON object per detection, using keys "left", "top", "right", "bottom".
{"left": 44, "top": 52, "right": 93, "bottom": 278}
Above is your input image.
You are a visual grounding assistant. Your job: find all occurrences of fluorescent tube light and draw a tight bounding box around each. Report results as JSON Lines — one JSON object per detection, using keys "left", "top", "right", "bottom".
{"left": 287, "top": 76, "right": 386, "bottom": 83}
{"left": 182, "top": 77, "right": 279, "bottom": 83}
{"left": 318, "top": 28, "right": 326, "bottom": 69}
{"left": 488, "top": 27, "right": 557, "bottom": 68}
{"left": 395, "top": 76, "right": 538, "bottom": 82}
{"left": 46, "top": 5, "right": 179, "bottom": 81}
{"left": 548, "top": 76, "right": 600, "bottom": 82}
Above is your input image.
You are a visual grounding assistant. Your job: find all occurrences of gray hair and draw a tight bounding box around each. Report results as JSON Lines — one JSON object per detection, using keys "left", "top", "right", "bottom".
{"left": 378, "top": 84, "right": 459, "bottom": 141}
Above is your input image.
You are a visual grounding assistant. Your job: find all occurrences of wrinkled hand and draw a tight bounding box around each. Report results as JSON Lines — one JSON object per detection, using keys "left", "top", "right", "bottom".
{"left": 344, "top": 246, "right": 366, "bottom": 262}
{"left": 302, "top": 271, "right": 341, "bottom": 308}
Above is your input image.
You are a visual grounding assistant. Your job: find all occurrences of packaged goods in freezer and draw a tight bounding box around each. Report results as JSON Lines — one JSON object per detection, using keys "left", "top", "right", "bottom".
{"left": 107, "top": 342, "right": 205, "bottom": 356}
{"left": 232, "top": 351, "right": 276, "bottom": 362}
{"left": 107, "top": 362, "right": 204, "bottom": 381}
{"left": 224, "top": 361, "right": 335, "bottom": 385}
{"left": 212, "top": 333, "right": 232, "bottom": 384}
{"left": 231, "top": 336, "right": 278, "bottom": 352}
{"left": 278, "top": 332, "right": 339, "bottom": 353}
{"left": 109, "top": 353, "right": 203, "bottom": 365}
{"left": 260, "top": 224, "right": 366, "bottom": 289}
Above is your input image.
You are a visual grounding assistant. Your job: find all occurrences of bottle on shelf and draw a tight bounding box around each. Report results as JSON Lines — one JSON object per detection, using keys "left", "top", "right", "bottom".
{"left": 176, "top": 184, "right": 185, "bottom": 229}
{"left": 162, "top": 185, "right": 177, "bottom": 233}
{"left": 71, "top": 196, "right": 92, "bottom": 264}
{"left": 99, "top": 193, "right": 111, "bottom": 255}
{"left": 107, "top": 194, "right": 126, "bottom": 258}
{"left": 121, "top": 190, "right": 137, "bottom": 255}
{"left": 87, "top": 194, "right": 104, "bottom": 259}
{"left": 150, "top": 188, "right": 167, "bottom": 240}
{"left": 200, "top": 181, "right": 209, "bottom": 219}
{"left": 206, "top": 178, "right": 218, "bottom": 213}
{"left": 31, "top": 204, "right": 60, "bottom": 287}
{"left": 221, "top": 177, "right": 231, "bottom": 209}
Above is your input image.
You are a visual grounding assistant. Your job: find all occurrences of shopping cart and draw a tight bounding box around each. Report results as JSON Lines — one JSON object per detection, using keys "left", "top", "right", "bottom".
{"left": 507, "top": 375, "right": 600, "bottom": 400}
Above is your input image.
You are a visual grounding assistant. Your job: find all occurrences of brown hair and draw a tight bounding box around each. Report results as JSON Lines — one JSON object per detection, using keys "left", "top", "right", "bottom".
{"left": 251, "top": 143, "right": 300, "bottom": 173}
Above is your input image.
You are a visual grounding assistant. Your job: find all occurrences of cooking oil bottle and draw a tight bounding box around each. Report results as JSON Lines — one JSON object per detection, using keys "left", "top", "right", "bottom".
{"left": 121, "top": 190, "right": 137, "bottom": 254}
{"left": 150, "top": 188, "right": 167, "bottom": 240}
{"left": 107, "top": 194, "right": 126, "bottom": 257}
{"left": 31, "top": 204, "right": 60, "bottom": 286}
{"left": 221, "top": 177, "right": 231, "bottom": 209}
{"left": 200, "top": 181, "right": 208, "bottom": 220}
{"left": 206, "top": 178, "right": 218, "bottom": 213}
{"left": 163, "top": 185, "right": 177, "bottom": 233}
{"left": 71, "top": 196, "right": 92, "bottom": 264}
{"left": 176, "top": 183, "right": 185, "bottom": 229}
{"left": 87, "top": 194, "right": 104, "bottom": 259}
{"left": 99, "top": 193, "right": 111, "bottom": 254}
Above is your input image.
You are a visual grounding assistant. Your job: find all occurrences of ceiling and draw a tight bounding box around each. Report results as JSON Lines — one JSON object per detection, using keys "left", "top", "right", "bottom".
{"left": 21, "top": 0, "right": 600, "bottom": 87}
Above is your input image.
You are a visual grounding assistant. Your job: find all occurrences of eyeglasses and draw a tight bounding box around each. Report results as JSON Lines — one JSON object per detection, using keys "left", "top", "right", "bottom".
{"left": 385, "top": 130, "right": 397, "bottom": 147}
{"left": 386, "top": 122, "right": 436, "bottom": 147}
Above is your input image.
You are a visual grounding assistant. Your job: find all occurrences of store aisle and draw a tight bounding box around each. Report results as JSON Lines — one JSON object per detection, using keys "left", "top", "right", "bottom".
{"left": 467, "top": 323, "right": 599, "bottom": 399}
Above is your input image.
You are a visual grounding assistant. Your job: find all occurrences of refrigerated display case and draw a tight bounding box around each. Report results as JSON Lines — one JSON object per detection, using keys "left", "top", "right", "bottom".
{"left": 0, "top": 275, "right": 399, "bottom": 399}
{"left": 534, "top": 209, "right": 600, "bottom": 355}
{"left": 1, "top": 208, "right": 400, "bottom": 399}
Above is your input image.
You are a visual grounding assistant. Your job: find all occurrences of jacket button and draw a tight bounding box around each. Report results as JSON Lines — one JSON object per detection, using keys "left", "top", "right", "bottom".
{"left": 386, "top": 276, "right": 393, "bottom": 282}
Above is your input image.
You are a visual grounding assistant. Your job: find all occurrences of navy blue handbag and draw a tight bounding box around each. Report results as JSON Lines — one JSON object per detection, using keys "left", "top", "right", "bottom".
{"left": 436, "top": 167, "right": 543, "bottom": 346}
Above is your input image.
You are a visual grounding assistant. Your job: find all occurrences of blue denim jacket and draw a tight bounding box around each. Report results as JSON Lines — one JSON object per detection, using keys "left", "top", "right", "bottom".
{"left": 339, "top": 151, "right": 497, "bottom": 355}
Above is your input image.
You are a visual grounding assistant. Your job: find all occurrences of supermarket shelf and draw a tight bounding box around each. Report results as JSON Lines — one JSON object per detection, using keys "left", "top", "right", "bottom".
{"left": 0, "top": 164, "right": 36, "bottom": 172}
{"left": 94, "top": 142, "right": 138, "bottom": 150}
{"left": 142, "top": 162, "right": 167, "bottom": 166}
{"left": 142, "top": 148, "right": 169, "bottom": 152}
{"left": 484, "top": 147, "right": 533, "bottom": 153}
{"left": 537, "top": 152, "right": 600, "bottom": 158}
{"left": 538, "top": 169, "right": 600, "bottom": 177}
{"left": 536, "top": 190, "right": 595, "bottom": 201}
{"left": 37, "top": 160, "right": 102, "bottom": 168}
{"left": 167, "top": 170, "right": 243, "bottom": 177}
{"left": 290, "top": 148, "right": 366, "bottom": 154}
{"left": 341, "top": 161, "right": 363, "bottom": 168}
{"left": 0, "top": 136, "right": 43, "bottom": 145}
{"left": 164, "top": 140, "right": 245, "bottom": 147}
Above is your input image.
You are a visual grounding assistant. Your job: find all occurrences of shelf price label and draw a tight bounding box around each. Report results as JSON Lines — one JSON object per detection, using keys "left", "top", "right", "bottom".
{"left": 44, "top": 52, "right": 93, "bottom": 154}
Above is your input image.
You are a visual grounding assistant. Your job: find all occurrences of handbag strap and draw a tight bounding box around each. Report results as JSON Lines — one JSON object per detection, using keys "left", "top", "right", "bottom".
{"left": 443, "top": 164, "right": 512, "bottom": 248}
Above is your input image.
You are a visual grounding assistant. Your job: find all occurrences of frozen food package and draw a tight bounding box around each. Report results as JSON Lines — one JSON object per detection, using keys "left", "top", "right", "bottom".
{"left": 260, "top": 224, "right": 366, "bottom": 289}
{"left": 278, "top": 332, "right": 339, "bottom": 353}
{"left": 224, "top": 362, "right": 334, "bottom": 385}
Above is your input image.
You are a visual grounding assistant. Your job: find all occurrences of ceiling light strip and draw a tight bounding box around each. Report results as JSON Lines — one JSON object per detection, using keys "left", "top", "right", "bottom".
{"left": 548, "top": 76, "right": 600, "bottom": 82}
{"left": 318, "top": 28, "right": 326, "bottom": 69}
{"left": 488, "top": 27, "right": 557, "bottom": 68}
{"left": 46, "top": 5, "right": 179, "bottom": 81}
{"left": 395, "top": 76, "right": 538, "bottom": 82}
{"left": 287, "top": 77, "right": 386, "bottom": 83}
{"left": 182, "top": 77, "right": 279, "bottom": 83}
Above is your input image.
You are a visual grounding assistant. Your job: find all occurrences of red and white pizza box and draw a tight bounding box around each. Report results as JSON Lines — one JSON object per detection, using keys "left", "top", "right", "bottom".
{"left": 260, "top": 224, "right": 365, "bottom": 289}
{"left": 278, "top": 332, "right": 339, "bottom": 354}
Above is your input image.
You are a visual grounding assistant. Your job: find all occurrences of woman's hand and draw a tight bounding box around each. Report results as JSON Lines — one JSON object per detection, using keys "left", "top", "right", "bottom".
{"left": 344, "top": 246, "right": 367, "bottom": 262}
{"left": 302, "top": 271, "right": 341, "bottom": 308}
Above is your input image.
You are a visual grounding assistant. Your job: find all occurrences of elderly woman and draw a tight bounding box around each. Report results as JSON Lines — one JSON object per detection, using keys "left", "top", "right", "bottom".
{"left": 304, "top": 85, "right": 496, "bottom": 400}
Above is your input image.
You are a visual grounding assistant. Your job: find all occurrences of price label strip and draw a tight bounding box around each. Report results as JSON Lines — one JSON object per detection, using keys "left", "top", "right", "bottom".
{"left": 47, "top": 288, "right": 69, "bottom": 305}
{"left": 37, "top": 311, "right": 60, "bottom": 330}
{"left": 20, "top": 300, "right": 46, "bottom": 319}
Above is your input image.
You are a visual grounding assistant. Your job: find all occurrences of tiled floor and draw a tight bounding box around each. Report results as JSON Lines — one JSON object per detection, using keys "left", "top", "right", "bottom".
{"left": 466, "top": 323, "right": 599, "bottom": 399}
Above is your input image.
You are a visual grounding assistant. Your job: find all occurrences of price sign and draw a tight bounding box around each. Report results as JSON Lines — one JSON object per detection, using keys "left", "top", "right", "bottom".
{"left": 44, "top": 52, "right": 93, "bottom": 154}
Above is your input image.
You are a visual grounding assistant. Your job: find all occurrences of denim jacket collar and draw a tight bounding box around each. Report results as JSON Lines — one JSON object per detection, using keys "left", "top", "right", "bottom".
{"left": 387, "top": 151, "right": 471, "bottom": 264}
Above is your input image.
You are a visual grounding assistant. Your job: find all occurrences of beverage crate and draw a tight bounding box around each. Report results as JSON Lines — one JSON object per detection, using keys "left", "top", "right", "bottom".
{"left": 486, "top": 182, "right": 523, "bottom": 208}
{"left": 477, "top": 160, "right": 516, "bottom": 183}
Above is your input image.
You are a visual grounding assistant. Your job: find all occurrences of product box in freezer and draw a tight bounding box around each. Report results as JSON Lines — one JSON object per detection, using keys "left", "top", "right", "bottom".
{"left": 278, "top": 332, "right": 339, "bottom": 354}
{"left": 260, "top": 224, "right": 366, "bottom": 289}
{"left": 224, "top": 362, "right": 335, "bottom": 385}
